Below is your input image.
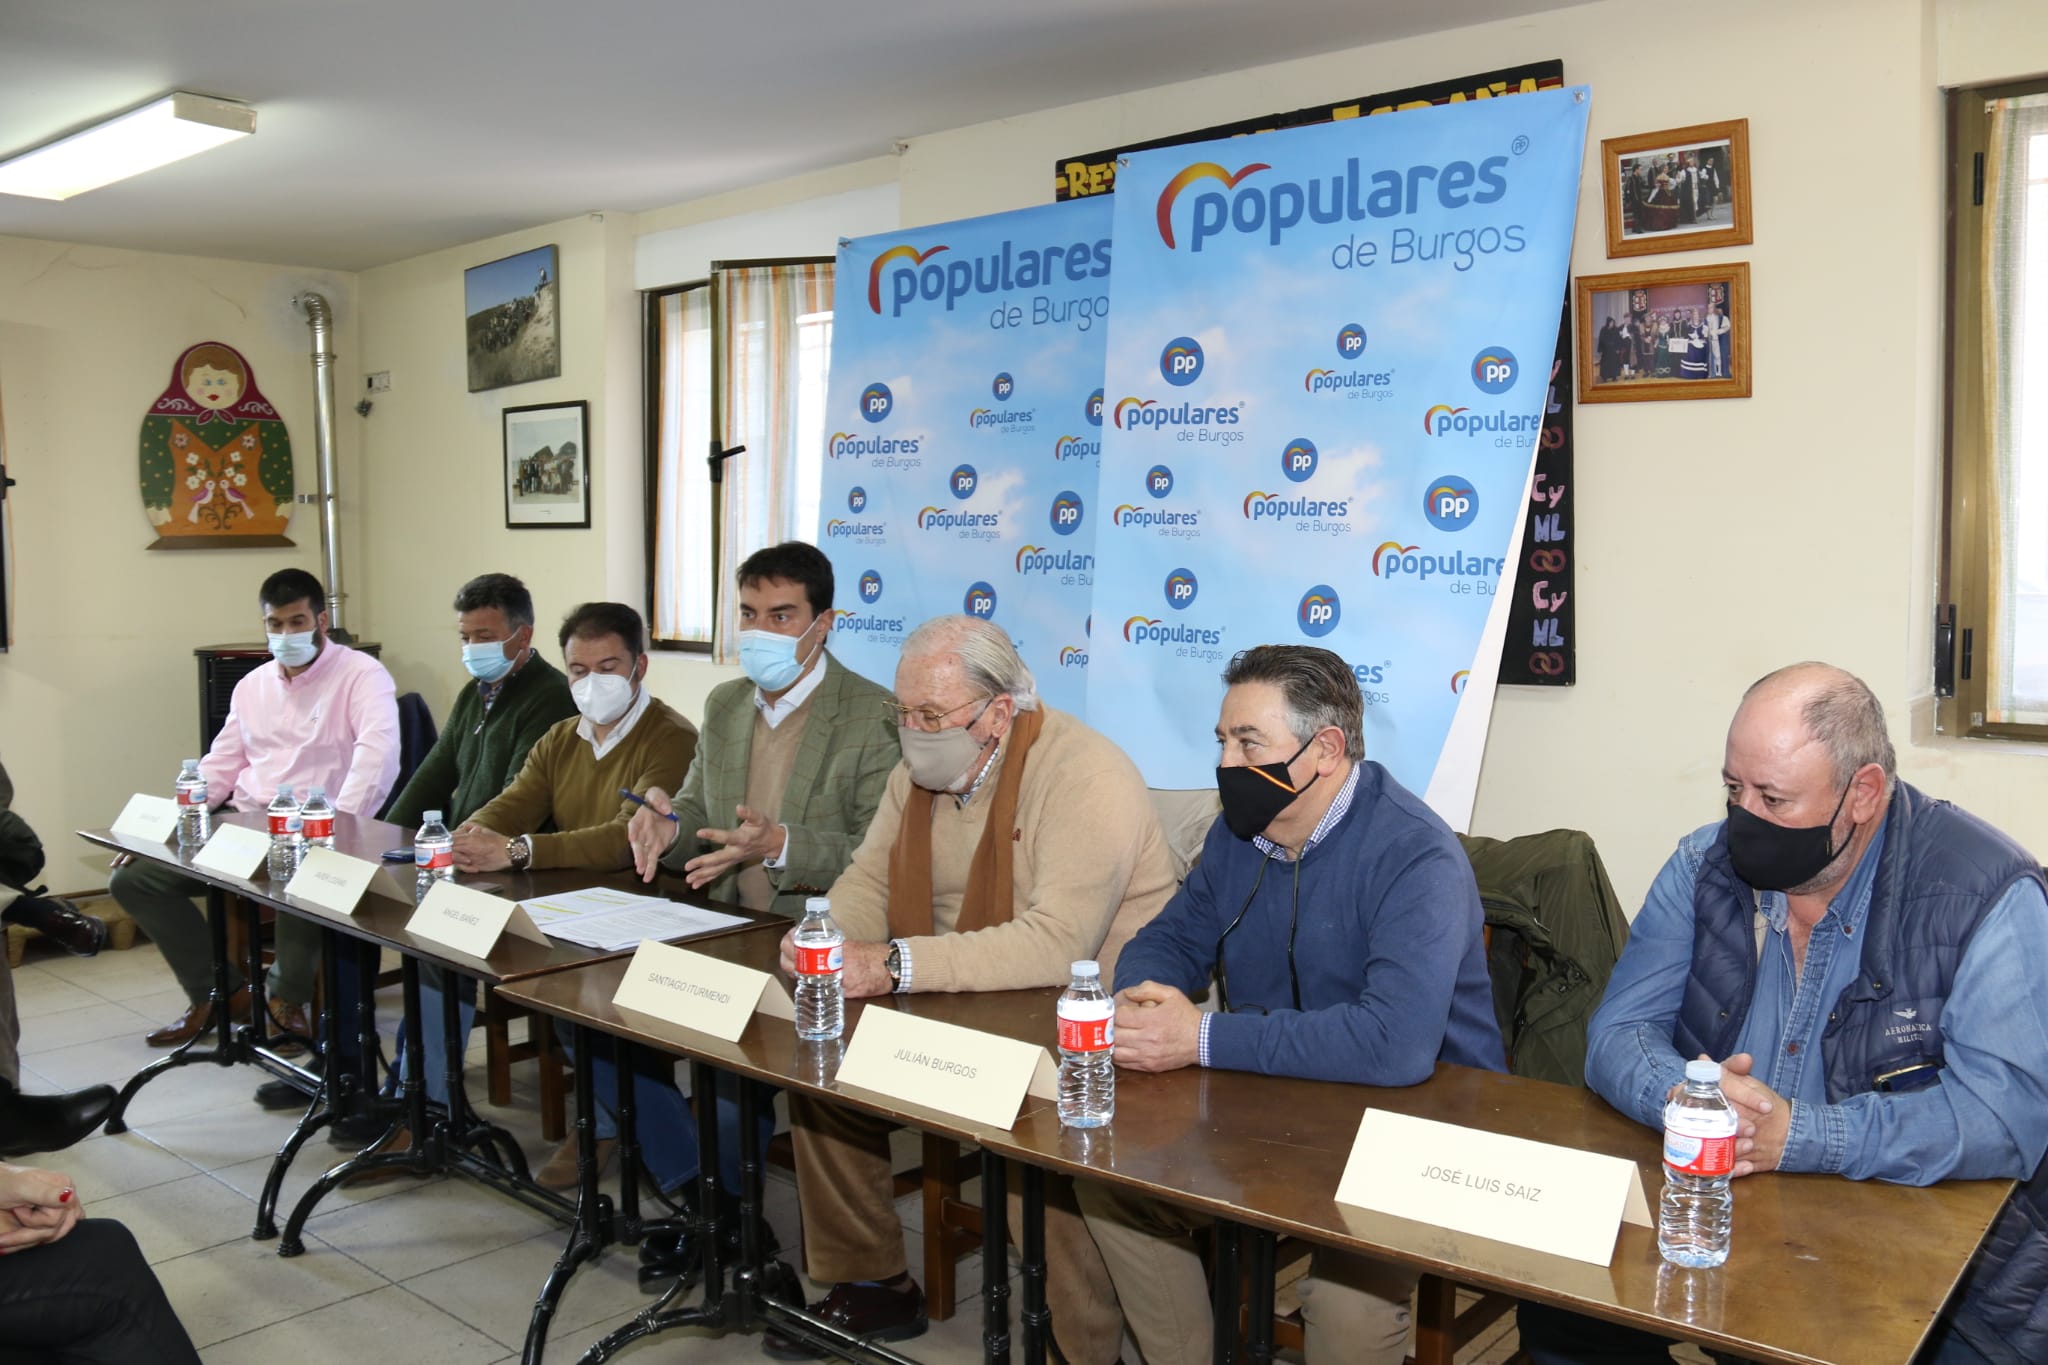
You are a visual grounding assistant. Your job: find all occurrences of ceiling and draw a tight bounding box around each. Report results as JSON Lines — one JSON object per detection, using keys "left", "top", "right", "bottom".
{"left": 0, "top": 0, "right": 1568, "bottom": 273}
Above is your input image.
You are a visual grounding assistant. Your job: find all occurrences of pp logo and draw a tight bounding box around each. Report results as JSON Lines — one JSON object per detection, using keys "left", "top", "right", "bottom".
{"left": 963, "top": 582, "right": 997, "bottom": 618}
{"left": 1145, "top": 464, "right": 1174, "bottom": 499}
{"left": 1160, "top": 336, "right": 1204, "bottom": 387}
{"left": 950, "top": 464, "right": 978, "bottom": 499}
{"left": 858, "top": 570, "right": 884, "bottom": 603}
{"left": 1423, "top": 475, "right": 1478, "bottom": 531}
{"left": 1298, "top": 584, "right": 1341, "bottom": 638}
{"left": 1164, "top": 567, "right": 1198, "bottom": 610}
{"left": 1085, "top": 388, "right": 1104, "bottom": 427}
{"left": 1281, "top": 437, "right": 1318, "bottom": 484}
{"left": 847, "top": 486, "right": 867, "bottom": 513}
{"left": 1336, "top": 323, "right": 1367, "bottom": 360}
{"left": 1471, "top": 347, "right": 1516, "bottom": 394}
{"left": 1050, "top": 490, "right": 1084, "bottom": 536}
{"left": 992, "top": 372, "right": 1015, "bottom": 402}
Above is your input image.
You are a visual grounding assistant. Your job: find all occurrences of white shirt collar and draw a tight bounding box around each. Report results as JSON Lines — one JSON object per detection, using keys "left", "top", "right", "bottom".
{"left": 754, "top": 655, "right": 828, "bottom": 729}
{"left": 577, "top": 682, "right": 653, "bottom": 760}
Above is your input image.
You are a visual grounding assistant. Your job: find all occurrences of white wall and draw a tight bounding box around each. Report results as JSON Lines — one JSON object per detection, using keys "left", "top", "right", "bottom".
{"left": 0, "top": 236, "right": 356, "bottom": 886}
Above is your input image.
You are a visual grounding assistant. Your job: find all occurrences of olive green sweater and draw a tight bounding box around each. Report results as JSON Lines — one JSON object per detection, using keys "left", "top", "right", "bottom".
{"left": 385, "top": 655, "right": 579, "bottom": 830}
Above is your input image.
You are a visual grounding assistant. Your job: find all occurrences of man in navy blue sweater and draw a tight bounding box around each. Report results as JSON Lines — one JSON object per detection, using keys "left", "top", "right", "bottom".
{"left": 1076, "top": 645, "right": 1502, "bottom": 1365}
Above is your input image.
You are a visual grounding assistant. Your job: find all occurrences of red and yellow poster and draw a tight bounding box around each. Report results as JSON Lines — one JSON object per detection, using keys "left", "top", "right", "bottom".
{"left": 138, "top": 342, "right": 295, "bottom": 548}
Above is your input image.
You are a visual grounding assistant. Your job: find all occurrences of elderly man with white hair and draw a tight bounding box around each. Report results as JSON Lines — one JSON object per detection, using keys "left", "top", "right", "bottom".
{"left": 1519, "top": 661, "right": 2048, "bottom": 1365}
{"left": 762, "top": 614, "right": 1176, "bottom": 1363}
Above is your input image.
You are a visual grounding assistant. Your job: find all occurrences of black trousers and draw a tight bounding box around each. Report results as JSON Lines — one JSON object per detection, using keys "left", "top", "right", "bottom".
{"left": 0, "top": 1220, "right": 199, "bottom": 1365}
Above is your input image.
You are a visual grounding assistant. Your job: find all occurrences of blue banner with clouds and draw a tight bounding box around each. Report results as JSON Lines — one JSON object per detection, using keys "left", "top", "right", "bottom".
{"left": 1085, "top": 88, "right": 1590, "bottom": 792}
{"left": 817, "top": 198, "right": 1113, "bottom": 709}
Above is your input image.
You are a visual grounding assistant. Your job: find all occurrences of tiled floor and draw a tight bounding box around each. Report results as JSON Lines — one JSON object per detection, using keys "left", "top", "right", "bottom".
{"left": 9, "top": 936, "right": 1570, "bottom": 1364}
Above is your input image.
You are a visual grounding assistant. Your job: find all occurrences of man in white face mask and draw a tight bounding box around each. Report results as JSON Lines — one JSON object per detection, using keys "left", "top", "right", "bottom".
{"left": 761, "top": 614, "right": 1175, "bottom": 1364}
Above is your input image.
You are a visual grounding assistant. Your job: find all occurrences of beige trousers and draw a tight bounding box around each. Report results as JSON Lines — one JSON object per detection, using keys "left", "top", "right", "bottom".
{"left": 788, "top": 1093, "right": 1126, "bottom": 1365}
{"left": 1077, "top": 1178, "right": 1417, "bottom": 1365}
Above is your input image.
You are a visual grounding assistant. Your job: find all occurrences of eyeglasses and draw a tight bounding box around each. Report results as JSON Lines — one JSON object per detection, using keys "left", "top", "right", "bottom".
{"left": 881, "top": 694, "right": 995, "bottom": 731}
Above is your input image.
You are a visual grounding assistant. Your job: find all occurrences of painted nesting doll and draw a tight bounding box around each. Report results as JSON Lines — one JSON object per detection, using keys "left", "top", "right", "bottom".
{"left": 139, "top": 341, "right": 295, "bottom": 546}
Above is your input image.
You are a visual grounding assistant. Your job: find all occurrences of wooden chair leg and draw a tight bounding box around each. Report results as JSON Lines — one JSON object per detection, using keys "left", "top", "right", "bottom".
{"left": 1412, "top": 1273, "right": 1459, "bottom": 1365}
{"left": 923, "top": 1132, "right": 963, "bottom": 1321}
{"left": 482, "top": 985, "right": 514, "bottom": 1108}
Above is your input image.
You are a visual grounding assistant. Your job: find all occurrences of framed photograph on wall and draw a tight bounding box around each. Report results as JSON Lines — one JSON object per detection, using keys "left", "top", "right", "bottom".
{"left": 503, "top": 400, "right": 590, "bottom": 528}
{"left": 1576, "top": 263, "right": 1750, "bottom": 404}
{"left": 466, "top": 244, "right": 561, "bottom": 391}
{"left": 1601, "top": 119, "right": 1752, "bottom": 258}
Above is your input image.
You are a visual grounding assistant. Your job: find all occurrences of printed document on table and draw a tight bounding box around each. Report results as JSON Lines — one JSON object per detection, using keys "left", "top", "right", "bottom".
{"left": 516, "top": 886, "right": 749, "bottom": 950}
{"left": 517, "top": 885, "right": 668, "bottom": 929}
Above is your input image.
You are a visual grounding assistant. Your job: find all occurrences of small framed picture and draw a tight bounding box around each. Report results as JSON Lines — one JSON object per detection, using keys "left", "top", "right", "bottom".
{"left": 1576, "top": 263, "right": 1751, "bottom": 404}
{"left": 503, "top": 400, "right": 590, "bottom": 528}
{"left": 1601, "top": 119, "right": 1752, "bottom": 258}
{"left": 466, "top": 244, "right": 561, "bottom": 391}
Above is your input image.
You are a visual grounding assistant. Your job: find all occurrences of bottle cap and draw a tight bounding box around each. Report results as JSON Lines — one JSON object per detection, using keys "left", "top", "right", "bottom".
{"left": 1684, "top": 1059, "right": 1722, "bottom": 1084}
{"left": 805, "top": 896, "right": 831, "bottom": 914}
{"left": 1071, "top": 959, "right": 1100, "bottom": 977}
{"left": 424, "top": 811, "right": 442, "bottom": 823}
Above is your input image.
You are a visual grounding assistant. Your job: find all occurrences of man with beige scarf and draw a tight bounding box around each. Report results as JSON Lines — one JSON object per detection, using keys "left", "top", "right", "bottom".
{"left": 761, "top": 615, "right": 1176, "bottom": 1363}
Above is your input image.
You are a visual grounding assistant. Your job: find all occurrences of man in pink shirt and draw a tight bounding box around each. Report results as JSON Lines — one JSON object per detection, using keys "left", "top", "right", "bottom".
{"left": 110, "top": 569, "right": 399, "bottom": 1049}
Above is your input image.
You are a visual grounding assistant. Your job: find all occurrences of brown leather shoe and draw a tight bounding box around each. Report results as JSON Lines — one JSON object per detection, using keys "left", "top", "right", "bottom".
{"left": 341, "top": 1127, "right": 416, "bottom": 1187}
{"left": 144, "top": 987, "right": 251, "bottom": 1047}
{"left": 265, "top": 999, "right": 310, "bottom": 1058}
{"left": 535, "top": 1136, "right": 615, "bottom": 1191}
{"left": 760, "top": 1278, "right": 928, "bottom": 1359}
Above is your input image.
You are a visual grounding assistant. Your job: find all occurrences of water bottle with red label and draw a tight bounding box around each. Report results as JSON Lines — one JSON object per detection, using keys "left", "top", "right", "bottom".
{"left": 175, "top": 759, "right": 211, "bottom": 848}
{"left": 298, "top": 786, "right": 336, "bottom": 852}
{"left": 266, "top": 787, "right": 299, "bottom": 881}
{"left": 1057, "top": 959, "right": 1115, "bottom": 1128}
{"left": 793, "top": 896, "right": 844, "bottom": 1041}
{"left": 414, "top": 810, "right": 454, "bottom": 903}
{"left": 1660, "top": 1058, "right": 1737, "bottom": 1267}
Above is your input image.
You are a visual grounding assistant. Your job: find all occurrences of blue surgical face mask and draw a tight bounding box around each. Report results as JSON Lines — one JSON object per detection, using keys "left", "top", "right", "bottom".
{"left": 462, "top": 640, "right": 518, "bottom": 684}
{"left": 267, "top": 630, "right": 318, "bottom": 668}
{"left": 739, "top": 621, "right": 822, "bottom": 693}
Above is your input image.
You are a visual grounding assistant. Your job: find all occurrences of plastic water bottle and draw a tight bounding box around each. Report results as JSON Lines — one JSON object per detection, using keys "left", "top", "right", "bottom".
{"left": 1660, "top": 1058, "right": 1737, "bottom": 1268}
{"left": 175, "top": 760, "right": 211, "bottom": 848}
{"left": 1057, "top": 959, "right": 1115, "bottom": 1128}
{"left": 266, "top": 788, "right": 300, "bottom": 881}
{"left": 792, "top": 897, "right": 845, "bottom": 1042}
{"left": 414, "top": 811, "right": 455, "bottom": 901}
{"left": 299, "top": 786, "right": 336, "bottom": 853}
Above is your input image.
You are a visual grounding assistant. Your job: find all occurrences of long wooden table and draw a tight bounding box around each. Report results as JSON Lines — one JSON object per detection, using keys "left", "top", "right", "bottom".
{"left": 500, "top": 929, "right": 2014, "bottom": 1365}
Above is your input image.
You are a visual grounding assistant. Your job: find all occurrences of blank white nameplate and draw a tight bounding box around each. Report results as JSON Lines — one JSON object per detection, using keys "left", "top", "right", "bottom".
{"left": 191, "top": 822, "right": 271, "bottom": 879}
{"left": 1335, "top": 1109, "right": 1652, "bottom": 1266}
{"left": 407, "top": 879, "right": 548, "bottom": 958}
{"left": 835, "top": 1006, "right": 1043, "bottom": 1131}
{"left": 111, "top": 794, "right": 181, "bottom": 845}
{"left": 283, "top": 849, "right": 382, "bottom": 917}
{"left": 611, "top": 940, "right": 778, "bottom": 1042}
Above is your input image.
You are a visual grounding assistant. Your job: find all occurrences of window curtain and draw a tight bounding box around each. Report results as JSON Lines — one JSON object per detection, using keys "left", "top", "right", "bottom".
{"left": 713, "top": 262, "right": 833, "bottom": 661}
{"left": 1983, "top": 93, "right": 2048, "bottom": 723}
{"left": 652, "top": 288, "right": 713, "bottom": 644}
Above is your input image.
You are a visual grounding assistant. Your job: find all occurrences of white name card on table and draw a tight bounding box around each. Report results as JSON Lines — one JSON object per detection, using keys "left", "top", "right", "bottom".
{"left": 283, "top": 848, "right": 382, "bottom": 917}
{"left": 835, "top": 1005, "right": 1045, "bottom": 1131}
{"left": 406, "top": 879, "right": 548, "bottom": 958}
{"left": 190, "top": 821, "right": 271, "bottom": 879}
{"left": 110, "top": 794, "right": 181, "bottom": 845}
{"left": 1335, "top": 1109, "right": 1652, "bottom": 1267}
{"left": 611, "top": 940, "right": 781, "bottom": 1042}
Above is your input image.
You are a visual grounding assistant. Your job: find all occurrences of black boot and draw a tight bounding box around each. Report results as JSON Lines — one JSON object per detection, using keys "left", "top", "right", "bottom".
{"left": 0, "top": 1075, "right": 116, "bottom": 1158}
{"left": 0, "top": 895, "right": 106, "bottom": 957}
{"left": 637, "top": 1186, "right": 781, "bottom": 1291}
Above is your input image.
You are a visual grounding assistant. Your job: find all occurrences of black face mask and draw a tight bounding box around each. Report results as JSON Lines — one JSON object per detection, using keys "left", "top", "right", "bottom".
{"left": 1725, "top": 782, "right": 1854, "bottom": 891}
{"left": 1216, "top": 735, "right": 1317, "bottom": 841}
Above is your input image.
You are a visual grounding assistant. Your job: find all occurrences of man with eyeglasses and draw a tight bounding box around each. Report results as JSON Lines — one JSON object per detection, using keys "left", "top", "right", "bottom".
{"left": 760, "top": 614, "right": 1176, "bottom": 1363}
{"left": 1075, "top": 644, "right": 1501, "bottom": 1365}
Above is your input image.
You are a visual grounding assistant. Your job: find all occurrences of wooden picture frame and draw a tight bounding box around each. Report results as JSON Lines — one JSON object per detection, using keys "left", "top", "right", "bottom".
{"left": 1576, "top": 263, "right": 1751, "bottom": 404}
{"left": 1601, "top": 119, "right": 1752, "bottom": 258}
{"left": 503, "top": 400, "right": 591, "bottom": 528}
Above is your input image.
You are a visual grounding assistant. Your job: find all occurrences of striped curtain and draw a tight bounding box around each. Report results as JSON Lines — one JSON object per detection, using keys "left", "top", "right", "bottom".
{"left": 1983, "top": 94, "right": 2048, "bottom": 723}
{"left": 713, "top": 261, "right": 834, "bottom": 660}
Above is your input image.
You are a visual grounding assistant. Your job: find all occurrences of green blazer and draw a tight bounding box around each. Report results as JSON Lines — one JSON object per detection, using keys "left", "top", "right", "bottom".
{"left": 660, "top": 654, "right": 900, "bottom": 920}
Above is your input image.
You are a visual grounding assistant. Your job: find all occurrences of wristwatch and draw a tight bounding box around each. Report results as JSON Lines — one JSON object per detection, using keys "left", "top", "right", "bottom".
{"left": 884, "top": 943, "right": 903, "bottom": 988}
{"left": 507, "top": 837, "right": 532, "bottom": 871}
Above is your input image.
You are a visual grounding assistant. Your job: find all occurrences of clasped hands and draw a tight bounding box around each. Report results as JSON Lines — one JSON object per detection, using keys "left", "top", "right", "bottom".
{"left": 0, "top": 1164, "right": 81, "bottom": 1255}
{"left": 1676, "top": 1052, "right": 1788, "bottom": 1177}
{"left": 626, "top": 788, "right": 786, "bottom": 889}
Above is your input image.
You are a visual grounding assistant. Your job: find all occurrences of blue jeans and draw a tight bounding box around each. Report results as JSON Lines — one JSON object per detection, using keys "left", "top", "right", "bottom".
{"left": 561, "top": 1026, "right": 777, "bottom": 1196}
{"left": 390, "top": 968, "right": 477, "bottom": 1106}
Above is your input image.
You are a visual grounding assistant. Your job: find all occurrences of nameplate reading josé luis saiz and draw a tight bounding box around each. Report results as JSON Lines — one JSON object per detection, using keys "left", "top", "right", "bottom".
{"left": 1335, "top": 1109, "right": 1651, "bottom": 1266}
{"left": 834, "top": 1005, "right": 1052, "bottom": 1132}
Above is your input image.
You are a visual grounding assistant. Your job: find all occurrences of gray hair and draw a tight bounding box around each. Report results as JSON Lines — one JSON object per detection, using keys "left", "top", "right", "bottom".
{"left": 1223, "top": 645, "right": 1364, "bottom": 760}
{"left": 1744, "top": 662, "right": 1897, "bottom": 787}
{"left": 901, "top": 615, "right": 1039, "bottom": 711}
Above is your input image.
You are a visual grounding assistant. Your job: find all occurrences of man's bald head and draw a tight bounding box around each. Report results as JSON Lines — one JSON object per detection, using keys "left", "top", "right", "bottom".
{"left": 1735, "top": 662, "right": 1896, "bottom": 790}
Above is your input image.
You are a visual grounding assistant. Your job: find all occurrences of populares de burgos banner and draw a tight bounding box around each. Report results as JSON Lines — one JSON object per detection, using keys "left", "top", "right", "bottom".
{"left": 817, "top": 198, "right": 1113, "bottom": 709}
{"left": 1086, "top": 87, "right": 1590, "bottom": 812}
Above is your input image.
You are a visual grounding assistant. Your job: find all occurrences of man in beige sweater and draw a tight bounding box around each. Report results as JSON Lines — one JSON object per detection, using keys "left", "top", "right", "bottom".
{"left": 762, "top": 615, "right": 1176, "bottom": 1364}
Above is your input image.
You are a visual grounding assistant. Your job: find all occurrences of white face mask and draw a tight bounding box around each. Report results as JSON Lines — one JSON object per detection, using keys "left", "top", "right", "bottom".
{"left": 571, "top": 672, "right": 635, "bottom": 726}
{"left": 267, "top": 630, "right": 318, "bottom": 668}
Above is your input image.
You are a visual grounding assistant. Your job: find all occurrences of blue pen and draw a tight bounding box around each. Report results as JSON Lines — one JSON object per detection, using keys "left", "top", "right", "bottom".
{"left": 619, "top": 788, "right": 679, "bottom": 823}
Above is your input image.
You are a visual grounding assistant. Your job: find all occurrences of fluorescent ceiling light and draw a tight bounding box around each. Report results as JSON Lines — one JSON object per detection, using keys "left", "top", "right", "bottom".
{"left": 0, "top": 93, "right": 256, "bottom": 201}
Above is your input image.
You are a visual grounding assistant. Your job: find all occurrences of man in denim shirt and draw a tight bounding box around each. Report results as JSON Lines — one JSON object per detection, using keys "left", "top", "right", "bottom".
{"left": 1520, "top": 663, "right": 2048, "bottom": 1365}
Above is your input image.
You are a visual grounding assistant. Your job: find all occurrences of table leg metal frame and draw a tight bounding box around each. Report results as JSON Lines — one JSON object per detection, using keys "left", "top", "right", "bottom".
{"left": 1209, "top": 1220, "right": 1276, "bottom": 1365}
{"left": 104, "top": 888, "right": 315, "bottom": 1135}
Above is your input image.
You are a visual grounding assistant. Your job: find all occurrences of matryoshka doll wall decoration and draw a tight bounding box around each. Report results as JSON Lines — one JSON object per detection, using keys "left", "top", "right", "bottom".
{"left": 138, "top": 341, "right": 295, "bottom": 548}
